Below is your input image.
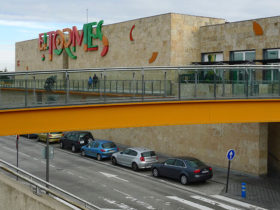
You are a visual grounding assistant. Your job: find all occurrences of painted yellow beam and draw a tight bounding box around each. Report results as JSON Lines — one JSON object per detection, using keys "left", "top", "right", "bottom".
{"left": 1, "top": 99, "right": 280, "bottom": 136}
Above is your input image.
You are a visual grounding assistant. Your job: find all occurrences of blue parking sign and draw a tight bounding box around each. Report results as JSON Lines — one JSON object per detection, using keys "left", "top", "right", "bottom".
{"left": 227, "top": 149, "right": 235, "bottom": 160}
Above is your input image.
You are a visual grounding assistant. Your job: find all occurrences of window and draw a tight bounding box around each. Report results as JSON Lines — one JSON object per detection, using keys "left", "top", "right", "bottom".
{"left": 141, "top": 151, "right": 156, "bottom": 157}
{"left": 175, "top": 160, "right": 185, "bottom": 167}
{"left": 102, "top": 142, "right": 116, "bottom": 148}
{"left": 263, "top": 49, "right": 280, "bottom": 81}
{"left": 264, "top": 49, "right": 280, "bottom": 60}
{"left": 123, "top": 149, "right": 130, "bottom": 155}
{"left": 187, "top": 159, "right": 206, "bottom": 168}
{"left": 165, "top": 159, "right": 175, "bottom": 166}
{"left": 202, "top": 52, "right": 223, "bottom": 62}
{"left": 230, "top": 50, "right": 256, "bottom": 61}
{"left": 93, "top": 142, "right": 99, "bottom": 148}
{"left": 129, "top": 150, "right": 137, "bottom": 156}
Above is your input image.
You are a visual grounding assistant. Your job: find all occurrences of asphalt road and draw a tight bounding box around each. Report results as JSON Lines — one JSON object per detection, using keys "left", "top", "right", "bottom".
{"left": 0, "top": 136, "right": 266, "bottom": 210}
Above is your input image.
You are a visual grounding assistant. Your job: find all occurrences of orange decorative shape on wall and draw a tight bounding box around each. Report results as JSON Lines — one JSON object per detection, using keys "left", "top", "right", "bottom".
{"left": 149, "top": 52, "right": 158, "bottom": 63}
{"left": 101, "top": 35, "right": 109, "bottom": 57}
{"left": 253, "top": 21, "right": 263, "bottom": 36}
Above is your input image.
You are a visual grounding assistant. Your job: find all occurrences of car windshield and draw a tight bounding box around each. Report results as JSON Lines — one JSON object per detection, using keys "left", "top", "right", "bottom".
{"left": 102, "top": 142, "right": 116, "bottom": 148}
{"left": 188, "top": 159, "right": 206, "bottom": 168}
{"left": 50, "top": 132, "right": 62, "bottom": 134}
{"left": 141, "top": 151, "right": 156, "bottom": 157}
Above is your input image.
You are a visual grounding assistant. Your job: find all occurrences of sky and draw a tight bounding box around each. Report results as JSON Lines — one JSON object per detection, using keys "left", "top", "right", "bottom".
{"left": 1, "top": 0, "right": 280, "bottom": 71}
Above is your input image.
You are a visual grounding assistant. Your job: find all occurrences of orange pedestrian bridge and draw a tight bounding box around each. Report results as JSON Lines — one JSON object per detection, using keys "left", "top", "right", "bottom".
{"left": 1, "top": 65, "right": 280, "bottom": 136}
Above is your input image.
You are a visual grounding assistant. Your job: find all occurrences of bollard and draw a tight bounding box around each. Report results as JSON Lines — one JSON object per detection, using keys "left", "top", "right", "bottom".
{"left": 241, "top": 182, "right": 246, "bottom": 198}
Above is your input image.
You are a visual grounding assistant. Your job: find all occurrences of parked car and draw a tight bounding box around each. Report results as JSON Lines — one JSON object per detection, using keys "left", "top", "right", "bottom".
{"left": 111, "top": 147, "right": 158, "bottom": 171}
{"left": 60, "top": 131, "right": 94, "bottom": 152}
{"left": 37, "top": 132, "right": 63, "bottom": 143}
{"left": 20, "top": 134, "right": 38, "bottom": 139}
{"left": 151, "top": 157, "right": 213, "bottom": 185}
{"left": 81, "top": 140, "right": 118, "bottom": 160}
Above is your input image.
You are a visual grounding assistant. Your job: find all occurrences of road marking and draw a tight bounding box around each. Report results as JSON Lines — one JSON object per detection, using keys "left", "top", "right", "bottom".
{"left": 50, "top": 164, "right": 55, "bottom": 168}
{"left": 67, "top": 171, "right": 74, "bottom": 175}
{"left": 78, "top": 175, "right": 86, "bottom": 180}
{"left": 99, "top": 172, "right": 129, "bottom": 182}
{"left": 211, "top": 195, "right": 267, "bottom": 210}
{"left": 33, "top": 157, "right": 39, "bottom": 161}
{"left": 114, "top": 189, "right": 155, "bottom": 210}
{"left": 191, "top": 195, "right": 241, "bottom": 210}
{"left": 101, "top": 197, "right": 135, "bottom": 210}
{"left": 3, "top": 146, "right": 30, "bottom": 158}
{"left": 166, "top": 196, "right": 214, "bottom": 210}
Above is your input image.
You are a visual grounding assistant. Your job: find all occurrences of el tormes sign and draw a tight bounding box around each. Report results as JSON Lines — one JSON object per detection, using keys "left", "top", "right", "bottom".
{"left": 39, "top": 20, "right": 109, "bottom": 61}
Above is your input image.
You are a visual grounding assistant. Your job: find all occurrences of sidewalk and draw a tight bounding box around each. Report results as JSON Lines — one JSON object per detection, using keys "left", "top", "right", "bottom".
{"left": 212, "top": 167, "right": 280, "bottom": 209}
{"left": 117, "top": 144, "right": 280, "bottom": 209}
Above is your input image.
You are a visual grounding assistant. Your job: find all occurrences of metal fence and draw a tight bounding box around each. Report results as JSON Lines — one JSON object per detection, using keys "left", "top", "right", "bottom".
{"left": 0, "top": 65, "right": 279, "bottom": 109}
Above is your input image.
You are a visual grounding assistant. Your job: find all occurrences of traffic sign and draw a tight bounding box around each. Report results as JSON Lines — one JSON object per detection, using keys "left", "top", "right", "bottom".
{"left": 227, "top": 149, "right": 235, "bottom": 161}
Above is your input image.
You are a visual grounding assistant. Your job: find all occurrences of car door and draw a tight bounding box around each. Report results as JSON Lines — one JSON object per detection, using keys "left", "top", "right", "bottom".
{"left": 172, "top": 159, "right": 186, "bottom": 179}
{"left": 126, "top": 149, "right": 137, "bottom": 167}
{"left": 91, "top": 142, "right": 100, "bottom": 157}
{"left": 160, "top": 159, "right": 176, "bottom": 178}
{"left": 84, "top": 141, "right": 94, "bottom": 157}
{"left": 117, "top": 149, "right": 130, "bottom": 166}
{"left": 63, "top": 132, "right": 72, "bottom": 148}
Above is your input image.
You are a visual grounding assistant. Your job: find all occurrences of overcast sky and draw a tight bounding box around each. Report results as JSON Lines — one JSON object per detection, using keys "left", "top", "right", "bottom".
{"left": 1, "top": 0, "right": 280, "bottom": 71}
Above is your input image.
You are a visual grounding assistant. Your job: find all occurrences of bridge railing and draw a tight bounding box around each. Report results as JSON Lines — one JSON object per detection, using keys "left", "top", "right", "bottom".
{"left": 0, "top": 65, "right": 279, "bottom": 109}
{"left": 0, "top": 158, "right": 99, "bottom": 209}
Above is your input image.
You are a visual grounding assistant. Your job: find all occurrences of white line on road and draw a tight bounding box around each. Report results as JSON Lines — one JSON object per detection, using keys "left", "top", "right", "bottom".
{"left": 99, "top": 172, "right": 129, "bottom": 182}
{"left": 211, "top": 195, "right": 267, "bottom": 210}
{"left": 50, "top": 164, "right": 55, "bottom": 168}
{"left": 191, "top": 195, "right": 242, "bottom": 210}
{"left": 114, "top": 189, "right": 155, "bottom": 210}
{"left": 67, "top": 171, "right": 74, "bottom": 175}
{"left": 166, "top": 196, "right": 214, "bottom": 210}
{"left": 3, "top": 146, "right": 30, "bottom": 158}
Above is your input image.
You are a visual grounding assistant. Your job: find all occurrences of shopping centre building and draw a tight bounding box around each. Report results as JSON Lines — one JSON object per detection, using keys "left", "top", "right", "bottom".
{"left": 15, "top": 13, "right": 280, "bottom": 175}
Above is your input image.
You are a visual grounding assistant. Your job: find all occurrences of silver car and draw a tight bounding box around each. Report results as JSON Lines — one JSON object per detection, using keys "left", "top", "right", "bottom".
{"left": 111, "top": 147, "right": 158, "bottom": 171}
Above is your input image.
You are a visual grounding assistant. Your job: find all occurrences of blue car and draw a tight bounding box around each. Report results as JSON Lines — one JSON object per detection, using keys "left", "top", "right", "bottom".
{"left": 81, "top": 140, "right": 118, "bottom": 161}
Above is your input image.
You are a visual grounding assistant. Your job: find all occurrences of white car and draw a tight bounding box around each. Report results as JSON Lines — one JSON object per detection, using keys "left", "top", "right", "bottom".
{"left": 111, "top": 147, "right": 158, "bottom": 171}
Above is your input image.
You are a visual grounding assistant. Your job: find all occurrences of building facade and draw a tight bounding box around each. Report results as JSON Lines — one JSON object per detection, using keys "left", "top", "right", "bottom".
{"left": 15, "top": 13, "right": 280, "bottom": 175}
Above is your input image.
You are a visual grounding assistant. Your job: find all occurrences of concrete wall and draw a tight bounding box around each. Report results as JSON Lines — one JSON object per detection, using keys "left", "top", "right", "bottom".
{"left": 199, "top": 16, "right": 280, "bottom": 61}
{"left": 0, "top": 172, "right": 71, "bottom": 210}
{"left": 93, "top": 123, "right": 268, "bottom": 175}
{"left": 268, "top": 123, "right": 280, "bottom": 176}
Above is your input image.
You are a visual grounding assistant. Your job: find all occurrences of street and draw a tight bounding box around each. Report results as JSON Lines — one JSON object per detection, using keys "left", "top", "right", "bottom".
{"left": 0, "top": 136, "right": 266, "bottom": 210}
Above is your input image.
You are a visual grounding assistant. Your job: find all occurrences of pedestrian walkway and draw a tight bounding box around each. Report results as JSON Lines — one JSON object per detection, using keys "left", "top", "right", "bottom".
{"left": 212, "top": 167, "right": 280, "bottom": 210}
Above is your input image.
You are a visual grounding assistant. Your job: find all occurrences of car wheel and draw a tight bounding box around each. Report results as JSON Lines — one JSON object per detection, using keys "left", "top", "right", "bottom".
{"left": 180, "top": 175, "right": 188, "bottom": 185}
{"left": 152, "top": 168, "right": 159, "bottom": 177}
{"left": 71, "top": 145, "right": 76, "bottom": 153}
{"left": 97, "top": 154, "right": 102, "bottom": 161}
{"left": 81, "top": 150, "right": 85, "bottom": 157}
{"left": 132, "top": 162, "right": 138, "bottom": 171}
{"left": 60, "top": 142, "right": 64, "bottom": 149}
{"left": 112, "top": 157, "right": 117, "bottom": 165}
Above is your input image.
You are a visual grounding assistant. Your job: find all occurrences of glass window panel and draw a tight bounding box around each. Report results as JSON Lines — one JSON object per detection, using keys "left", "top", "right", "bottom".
{"left": 267, "top": 50, "right": 279, "bottom": 59}
{"left": 233, "top": 52, "right": 244, "bottom": 61}
{"left": 245, "top": 52, "right": 256, "bottom": 61}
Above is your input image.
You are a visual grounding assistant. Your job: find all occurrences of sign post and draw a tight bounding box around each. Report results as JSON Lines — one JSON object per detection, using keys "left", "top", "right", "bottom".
{"left": 225, "top": 149, "right": 235, "bottom": 193}
{"left": 16, "top": 135, "right": 19, "bottom": 180}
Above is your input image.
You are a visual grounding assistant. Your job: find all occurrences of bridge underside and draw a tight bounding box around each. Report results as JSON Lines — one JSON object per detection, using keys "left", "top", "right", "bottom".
{"left": 1, "top": 99, "right": 280, "bottom": 136}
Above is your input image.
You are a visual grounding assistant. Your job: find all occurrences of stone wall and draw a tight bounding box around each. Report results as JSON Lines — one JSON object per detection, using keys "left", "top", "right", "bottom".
{"left": 0, "top": 172, "right": 71, "bottom": 210}
{"left": 199, "top": 16, "right": 280, "bottom": 61}
{"left": 170, "top": 14, "right": 225, "bottom": 65}
{"left": 93, "top": 123, "right": 268, "bottom": 175}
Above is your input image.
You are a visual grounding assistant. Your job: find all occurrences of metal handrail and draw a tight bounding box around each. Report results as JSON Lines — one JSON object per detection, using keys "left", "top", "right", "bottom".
{"left": 0, "top": 159, "right": 100, "bottom": 210}
{"left": 0, "top": 64, "right": 280, "bottom": 76}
